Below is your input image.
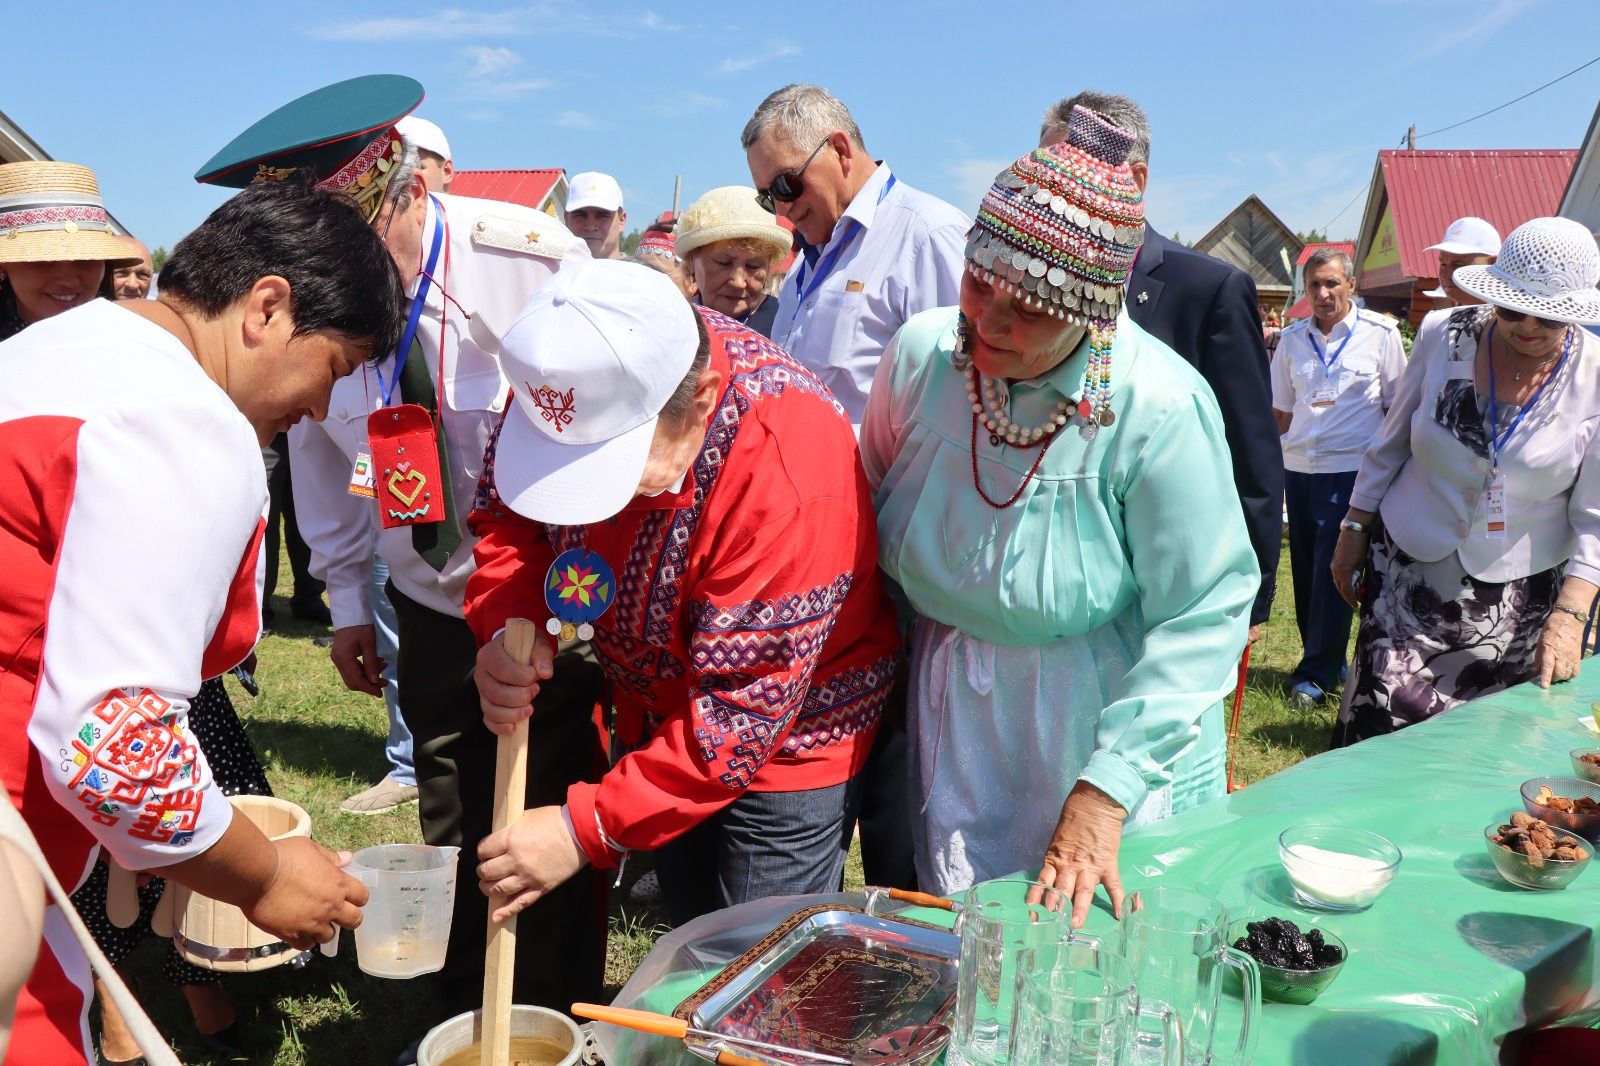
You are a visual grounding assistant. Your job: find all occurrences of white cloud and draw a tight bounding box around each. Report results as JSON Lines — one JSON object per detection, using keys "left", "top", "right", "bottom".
{"left": 309, "top": 7, "right": 540, "bottom": 41}
{"left": 718, "top": 40, "right": 801, "bottom": 74}
{"left": 944, "top": 157, "right": 1010, "bottom": 212}
{"left": 458, "top": 45, "right": 550, "bottom": 101}
{"left": 463, "top": 45, "right": 521, "bottom": 80}
{"left": 554, "top": 110, "right": 597, "bottom": 128}
{"left": 649, "top": 91, "right": 726, "bottom": 118}
{"left": 637, "top": 11, "right": 683, "bottom": 32}
{"left": 1412, "top": 0, "right": 1535, "bottom": 59}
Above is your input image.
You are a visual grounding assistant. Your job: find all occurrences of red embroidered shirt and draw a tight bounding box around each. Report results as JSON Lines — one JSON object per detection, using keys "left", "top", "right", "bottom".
{"left": 466, "top": 309, "right": 898, "bottom": 867}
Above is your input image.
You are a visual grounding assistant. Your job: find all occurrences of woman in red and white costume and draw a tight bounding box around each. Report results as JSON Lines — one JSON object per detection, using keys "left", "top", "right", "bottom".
{"left": 0, "top": 177, "right": 403, "bottom": 1065}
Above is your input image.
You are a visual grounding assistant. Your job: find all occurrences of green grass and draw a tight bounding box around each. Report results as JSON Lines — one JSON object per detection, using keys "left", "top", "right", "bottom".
{"left": 116, "top": 532, "right": 1331, "bottom": 1064}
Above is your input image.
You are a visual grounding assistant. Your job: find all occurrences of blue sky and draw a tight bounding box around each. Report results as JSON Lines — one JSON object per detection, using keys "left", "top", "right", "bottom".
{"left": 6, "top": 0, "right": 1598, "bottom": 252}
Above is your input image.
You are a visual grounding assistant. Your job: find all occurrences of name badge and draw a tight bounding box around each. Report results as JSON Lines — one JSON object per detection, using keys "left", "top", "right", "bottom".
{"left": 347, "top": 451, "right": 376, "bottom": 498}
{"left": 1484, "top": 471, "right": 1507, "bottom": 539}
{"left": 367, "top": 405, "right": 446, "bottom": 529}
{"left": 1308, "top": 369, "right": 1339, "bottom": 408}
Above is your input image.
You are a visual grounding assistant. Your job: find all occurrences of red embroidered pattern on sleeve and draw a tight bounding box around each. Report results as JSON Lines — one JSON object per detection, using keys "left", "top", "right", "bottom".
{"left": 61, "top": 689, "right": 207, "bottom": 847}
{"left": 689, "top": 577, "right": 851, "bottom": 788}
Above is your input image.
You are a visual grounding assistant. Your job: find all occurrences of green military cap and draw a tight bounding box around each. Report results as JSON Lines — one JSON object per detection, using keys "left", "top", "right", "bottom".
{"left": 195, "top": 74, "right": 425, "bottom": 222}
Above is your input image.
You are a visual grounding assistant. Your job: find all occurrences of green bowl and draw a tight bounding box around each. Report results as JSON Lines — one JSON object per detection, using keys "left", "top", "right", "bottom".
{"left": 1484, "top": 821, "right": 1592, "bottom": 890}
{"left": 1227, "top": 918, "right": 1347, "bottom": 1005}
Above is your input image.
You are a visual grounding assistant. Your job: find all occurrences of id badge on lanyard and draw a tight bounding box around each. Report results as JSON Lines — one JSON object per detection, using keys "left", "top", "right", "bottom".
{"left": 368, "top": 195, "right": 447, "bottom": 529}
{"left": 1481, "top": 323, "right": 1573, "bottom": 540}
{"left": 1308, "top": 368, "right": 1339, "bottom": 408}
{"left": 1484, "top": 470, "right": 1508, "bottom": 539}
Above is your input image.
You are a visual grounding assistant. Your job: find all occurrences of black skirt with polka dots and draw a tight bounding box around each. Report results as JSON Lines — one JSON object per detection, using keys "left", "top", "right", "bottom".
{"left": 71, "top": 677, "right": 272, "bottom": 986}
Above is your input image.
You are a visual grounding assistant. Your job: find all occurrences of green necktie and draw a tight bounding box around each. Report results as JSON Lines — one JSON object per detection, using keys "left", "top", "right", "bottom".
{"left": 397, "top": 338, "right": 463, "bottom": 570}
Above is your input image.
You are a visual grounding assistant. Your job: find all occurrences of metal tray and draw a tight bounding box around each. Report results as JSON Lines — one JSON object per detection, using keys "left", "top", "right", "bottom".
{"left": 674, "top": 904, "right": 958, "bottom": 1064}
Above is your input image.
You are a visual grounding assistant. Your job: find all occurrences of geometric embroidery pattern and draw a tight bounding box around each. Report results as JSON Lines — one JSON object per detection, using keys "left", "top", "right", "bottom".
{"left": 61, "top": 688, "right": 207, "bottom": 846}
{"left": 472, "top": 307, "right": 887, "bottom": 786}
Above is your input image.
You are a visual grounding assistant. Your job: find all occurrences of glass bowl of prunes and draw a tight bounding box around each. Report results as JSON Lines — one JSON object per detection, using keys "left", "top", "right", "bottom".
{"left": 1226, "top": 917, "right": 1347, "bottom": 1004}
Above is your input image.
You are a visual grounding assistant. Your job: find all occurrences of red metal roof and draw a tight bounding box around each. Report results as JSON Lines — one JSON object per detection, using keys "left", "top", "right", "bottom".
{"left": 1370, "top": 150, "right": 1576, "bottom": 282}
{"left": 449, "top": 169, "right": 564, "bottom": 211}
{"left": 1296, "top": 241, "right": 1354, "bottom": 266}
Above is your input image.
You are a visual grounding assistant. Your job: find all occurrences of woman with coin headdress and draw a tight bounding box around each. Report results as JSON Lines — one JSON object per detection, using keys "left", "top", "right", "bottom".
{"left": 859, "top": 106, "right": 1258, "bottom": 924}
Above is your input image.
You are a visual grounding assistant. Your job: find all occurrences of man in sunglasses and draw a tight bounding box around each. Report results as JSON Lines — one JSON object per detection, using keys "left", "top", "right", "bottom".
{"left": 741, "top": 83, "right": 968, "bottom": 429}
{"left": 1270, "top": 248, "right": 1406, "bottom": 709}
{"left": 196, "top": 75, "right": 610, "bottom": 1039}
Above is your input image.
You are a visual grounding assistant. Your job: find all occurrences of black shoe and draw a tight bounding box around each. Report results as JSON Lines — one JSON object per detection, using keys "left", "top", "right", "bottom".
{"left": 289, "top": 595, "right": 332, "bottom": 626}
{"left": 260, "top": 603, "right": 276, "bottom": 632}
{"left": 391, "top": 1032, "right": 424, "bottom": 1066}
{"left": 197, "top": 1022, "right": 247, "bottom": 1060}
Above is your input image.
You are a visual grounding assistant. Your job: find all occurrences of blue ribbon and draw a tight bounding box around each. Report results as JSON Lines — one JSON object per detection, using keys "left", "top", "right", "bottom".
{"left": 1308, "top": 313, "right": 1358, "bottom": 373}
{"left": 1486, "top": 322, "right": 1571, "bottom": 470}
{"left": 374, "top": 194, "right": 446, "bottom": 407}
{"left": 786, "top": 174, "right": 897, "bottom": 332}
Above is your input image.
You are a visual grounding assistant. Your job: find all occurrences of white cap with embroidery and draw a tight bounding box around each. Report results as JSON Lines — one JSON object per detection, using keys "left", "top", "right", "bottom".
{"left": 566, "top": 171, "right": 624, "bottom": 212}
{"left": 1425, "top": 216, "right": 1501, "bottom": 257}
{"left": 491, "top": 259, "right": 698, "bottom": 524}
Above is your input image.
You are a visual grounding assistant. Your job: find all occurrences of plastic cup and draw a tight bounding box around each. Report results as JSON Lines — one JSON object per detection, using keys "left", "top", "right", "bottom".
{"left": 347, "top": 843, "right": 460, "bottom": 979}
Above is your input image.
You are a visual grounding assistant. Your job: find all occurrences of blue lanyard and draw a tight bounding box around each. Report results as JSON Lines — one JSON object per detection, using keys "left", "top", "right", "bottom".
{"left": 374, "top": 194, "right": 446, "bottom": 407}
{"left": 1309, "top": 314, "right": 1357, "bottom": 372}
{"left": 1486, "top": 322, "right": 1571, "bottom": 470}
{"left": 787, "top": 174, "right": 897, "bottom": 327}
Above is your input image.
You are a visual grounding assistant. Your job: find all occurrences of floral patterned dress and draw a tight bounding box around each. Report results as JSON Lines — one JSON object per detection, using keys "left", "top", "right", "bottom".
{"left": 1333, "top": 309, "right": 1564, "bottom": 746}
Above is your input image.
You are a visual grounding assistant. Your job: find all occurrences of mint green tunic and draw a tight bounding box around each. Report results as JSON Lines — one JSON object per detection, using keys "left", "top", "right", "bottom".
{"left": 860, "top": 307, "right": 1258, "bottom": 892}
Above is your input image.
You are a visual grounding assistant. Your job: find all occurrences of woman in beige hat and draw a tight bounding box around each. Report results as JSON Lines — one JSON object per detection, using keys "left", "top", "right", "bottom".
{"left": 0, "top": 162, "right": 131, "bottom": 340}
{"left": 674, "top": 185, "right": 792, "bottom": 337}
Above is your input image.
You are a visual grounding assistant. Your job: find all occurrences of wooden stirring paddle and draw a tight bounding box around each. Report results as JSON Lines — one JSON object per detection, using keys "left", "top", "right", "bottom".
{"left": 482, "top": 618, "right": 536, "bottom": 1066}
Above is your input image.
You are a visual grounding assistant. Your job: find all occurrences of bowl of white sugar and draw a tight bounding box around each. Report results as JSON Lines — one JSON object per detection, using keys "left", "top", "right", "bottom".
{"left": 1278, "top": 825, "right": 1402, "bottom": 911}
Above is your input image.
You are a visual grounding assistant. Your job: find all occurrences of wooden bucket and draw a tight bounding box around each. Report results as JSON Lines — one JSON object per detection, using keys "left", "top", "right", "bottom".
{"left": 167, "top": 795, "right": 312, "bottom": 972}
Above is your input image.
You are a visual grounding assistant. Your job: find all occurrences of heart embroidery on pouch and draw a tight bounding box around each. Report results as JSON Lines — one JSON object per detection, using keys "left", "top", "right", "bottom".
{"left": 388, "top": 463, "right": 427, "bottom": 507}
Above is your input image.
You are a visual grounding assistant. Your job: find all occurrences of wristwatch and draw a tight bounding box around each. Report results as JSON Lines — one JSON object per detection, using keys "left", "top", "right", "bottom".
{"left": 1339, "top": 518, "right": 1369, "bottom": 535}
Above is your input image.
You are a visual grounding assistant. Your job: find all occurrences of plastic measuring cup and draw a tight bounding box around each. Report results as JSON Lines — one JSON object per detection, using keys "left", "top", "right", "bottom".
{"left": 347, "top": 843, "right": 460, "bottom": 979}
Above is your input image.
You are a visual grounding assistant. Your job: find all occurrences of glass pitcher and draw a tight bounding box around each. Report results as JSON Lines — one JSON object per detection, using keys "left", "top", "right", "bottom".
{"left": 949, "top": 878, "right": 1074, "bottom": 1066}
{"left": 1010, "top": 940, "right": 1183, "bottom": 1066}
{"left": 1117, "top": 887, "right": 1260, "bottom": 1066}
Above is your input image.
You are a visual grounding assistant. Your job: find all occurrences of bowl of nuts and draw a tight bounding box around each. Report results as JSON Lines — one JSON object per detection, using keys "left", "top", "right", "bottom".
{"left": 1485, "top": 812, "right": 1592, "bottom": 890}
{"left": 1570, "top": 749, "right": 1600, "bottom": 785}
{"left": 1519, "top": 777, "right": 1600, "bottom": 840}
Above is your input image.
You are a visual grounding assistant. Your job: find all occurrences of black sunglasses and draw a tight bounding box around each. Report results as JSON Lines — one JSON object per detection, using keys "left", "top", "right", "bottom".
{"left": 755, "top": 137, "right": 831, "bottom": 213}
{"left": 1496, "top": 306, "right": 1568, "bottom": 330}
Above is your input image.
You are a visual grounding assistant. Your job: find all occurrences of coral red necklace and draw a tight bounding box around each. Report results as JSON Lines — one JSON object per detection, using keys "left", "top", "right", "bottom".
{"left": 967, "top": 367, "right": 1062, "bottom": 508}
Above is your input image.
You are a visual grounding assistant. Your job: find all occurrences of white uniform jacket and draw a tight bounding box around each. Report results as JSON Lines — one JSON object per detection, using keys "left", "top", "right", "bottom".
{"left": 290, "top": 193, "right": 589, "bottom": 625}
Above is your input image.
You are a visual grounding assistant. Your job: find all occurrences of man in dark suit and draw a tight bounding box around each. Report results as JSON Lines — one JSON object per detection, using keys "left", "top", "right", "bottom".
{"left": 1042, "top": 93, "right": 1281, "bottom": 641}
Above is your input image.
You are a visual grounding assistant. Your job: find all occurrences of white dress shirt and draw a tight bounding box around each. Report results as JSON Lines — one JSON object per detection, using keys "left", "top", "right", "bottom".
{"left": 773, "top": 163, "right": 968, "bottom": 425}
{"left": 1271, "top": 306, "right": 1407, "bottom": 474}
{"left": 1350, "top": 305, "right": 1600, "bottom": 585}
{"left": 291, "top": 193, "right": 588, "bottom": 626}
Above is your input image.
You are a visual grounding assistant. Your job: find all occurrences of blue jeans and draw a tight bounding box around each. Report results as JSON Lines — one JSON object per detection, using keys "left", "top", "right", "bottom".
{"left": 1285, "top": 469, "right": 1358, "bottom": 693}
{"left": 370, "top": 554, "right": 415, "bottom": 785}
{"left": 653, "top": 776, "right": 863, "bottom": 927}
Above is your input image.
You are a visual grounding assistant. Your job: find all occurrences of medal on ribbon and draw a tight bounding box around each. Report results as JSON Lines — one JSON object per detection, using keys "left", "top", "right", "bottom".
{"left": 367, "top": 405, "right": 445, "bottom": 528}
{"left": 544, "top": 548, "right": 616, "bottom": 642}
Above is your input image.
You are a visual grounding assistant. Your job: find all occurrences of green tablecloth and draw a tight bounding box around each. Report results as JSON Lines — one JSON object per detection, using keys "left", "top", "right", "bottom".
{"left": 610, "top": 672, "right": 1600, "bottom": 1065}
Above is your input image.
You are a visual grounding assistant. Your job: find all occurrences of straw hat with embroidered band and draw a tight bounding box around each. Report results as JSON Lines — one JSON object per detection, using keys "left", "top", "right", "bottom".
{"left": 0, "top": 161, "right": 137, "bottom": 265}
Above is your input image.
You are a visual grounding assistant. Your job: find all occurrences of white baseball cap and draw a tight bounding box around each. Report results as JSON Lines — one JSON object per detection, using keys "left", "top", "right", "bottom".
{"left": 492, "top": 260, "right": 699, "bottom": 524}
{"left": 1425, "top": 216, "right": 1501, "bottom": 257}
{"left": 397, "top": 116, "right": 452, "bottom": 162}
{"left": 567, "top": 171, "right": 624, "bottom": 213}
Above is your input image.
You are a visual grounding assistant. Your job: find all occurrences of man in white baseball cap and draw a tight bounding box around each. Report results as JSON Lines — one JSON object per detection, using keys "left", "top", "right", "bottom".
{"left": 396, "top": 115, "right": 454, "bottom": 192}
{"left": 564, "top": 171, "right": 626, "bottom": 259}
{"left": 464, "top": 259, "right": 900, "bottom": 928}
{"left": 1424, "top": 216, "right": 1500, "bottom": 306}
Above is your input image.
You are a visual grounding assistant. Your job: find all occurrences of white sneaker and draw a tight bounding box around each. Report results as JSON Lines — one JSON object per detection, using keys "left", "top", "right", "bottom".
{"left": 339, "top": 775, "right": 419, "bottom": 815}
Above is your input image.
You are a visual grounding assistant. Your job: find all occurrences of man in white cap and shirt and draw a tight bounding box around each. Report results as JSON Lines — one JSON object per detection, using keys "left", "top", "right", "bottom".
{"left": 465, "top": 260, "right": 899, "bottom": 928}
{"left": 565, "top": 171, "right": 626, "bottom": 259}
{"left": 397, "top": 115, "right": 454, "bottom": 192}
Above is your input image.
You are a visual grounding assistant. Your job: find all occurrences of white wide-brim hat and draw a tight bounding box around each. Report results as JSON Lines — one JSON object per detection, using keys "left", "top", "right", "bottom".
{"left": 1455, "top": 216, "right": 1600, "bottom": 325}
{"left": 491, "top": 259, "right": 698, "bottom": 526}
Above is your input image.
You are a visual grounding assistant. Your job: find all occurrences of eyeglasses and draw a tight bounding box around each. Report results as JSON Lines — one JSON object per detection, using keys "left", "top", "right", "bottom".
{"left": 1496, "top": 306, "right": 1568, "bottom": 330}
{"left": 755, "top": 137, "right": 832, "bottom": 213}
